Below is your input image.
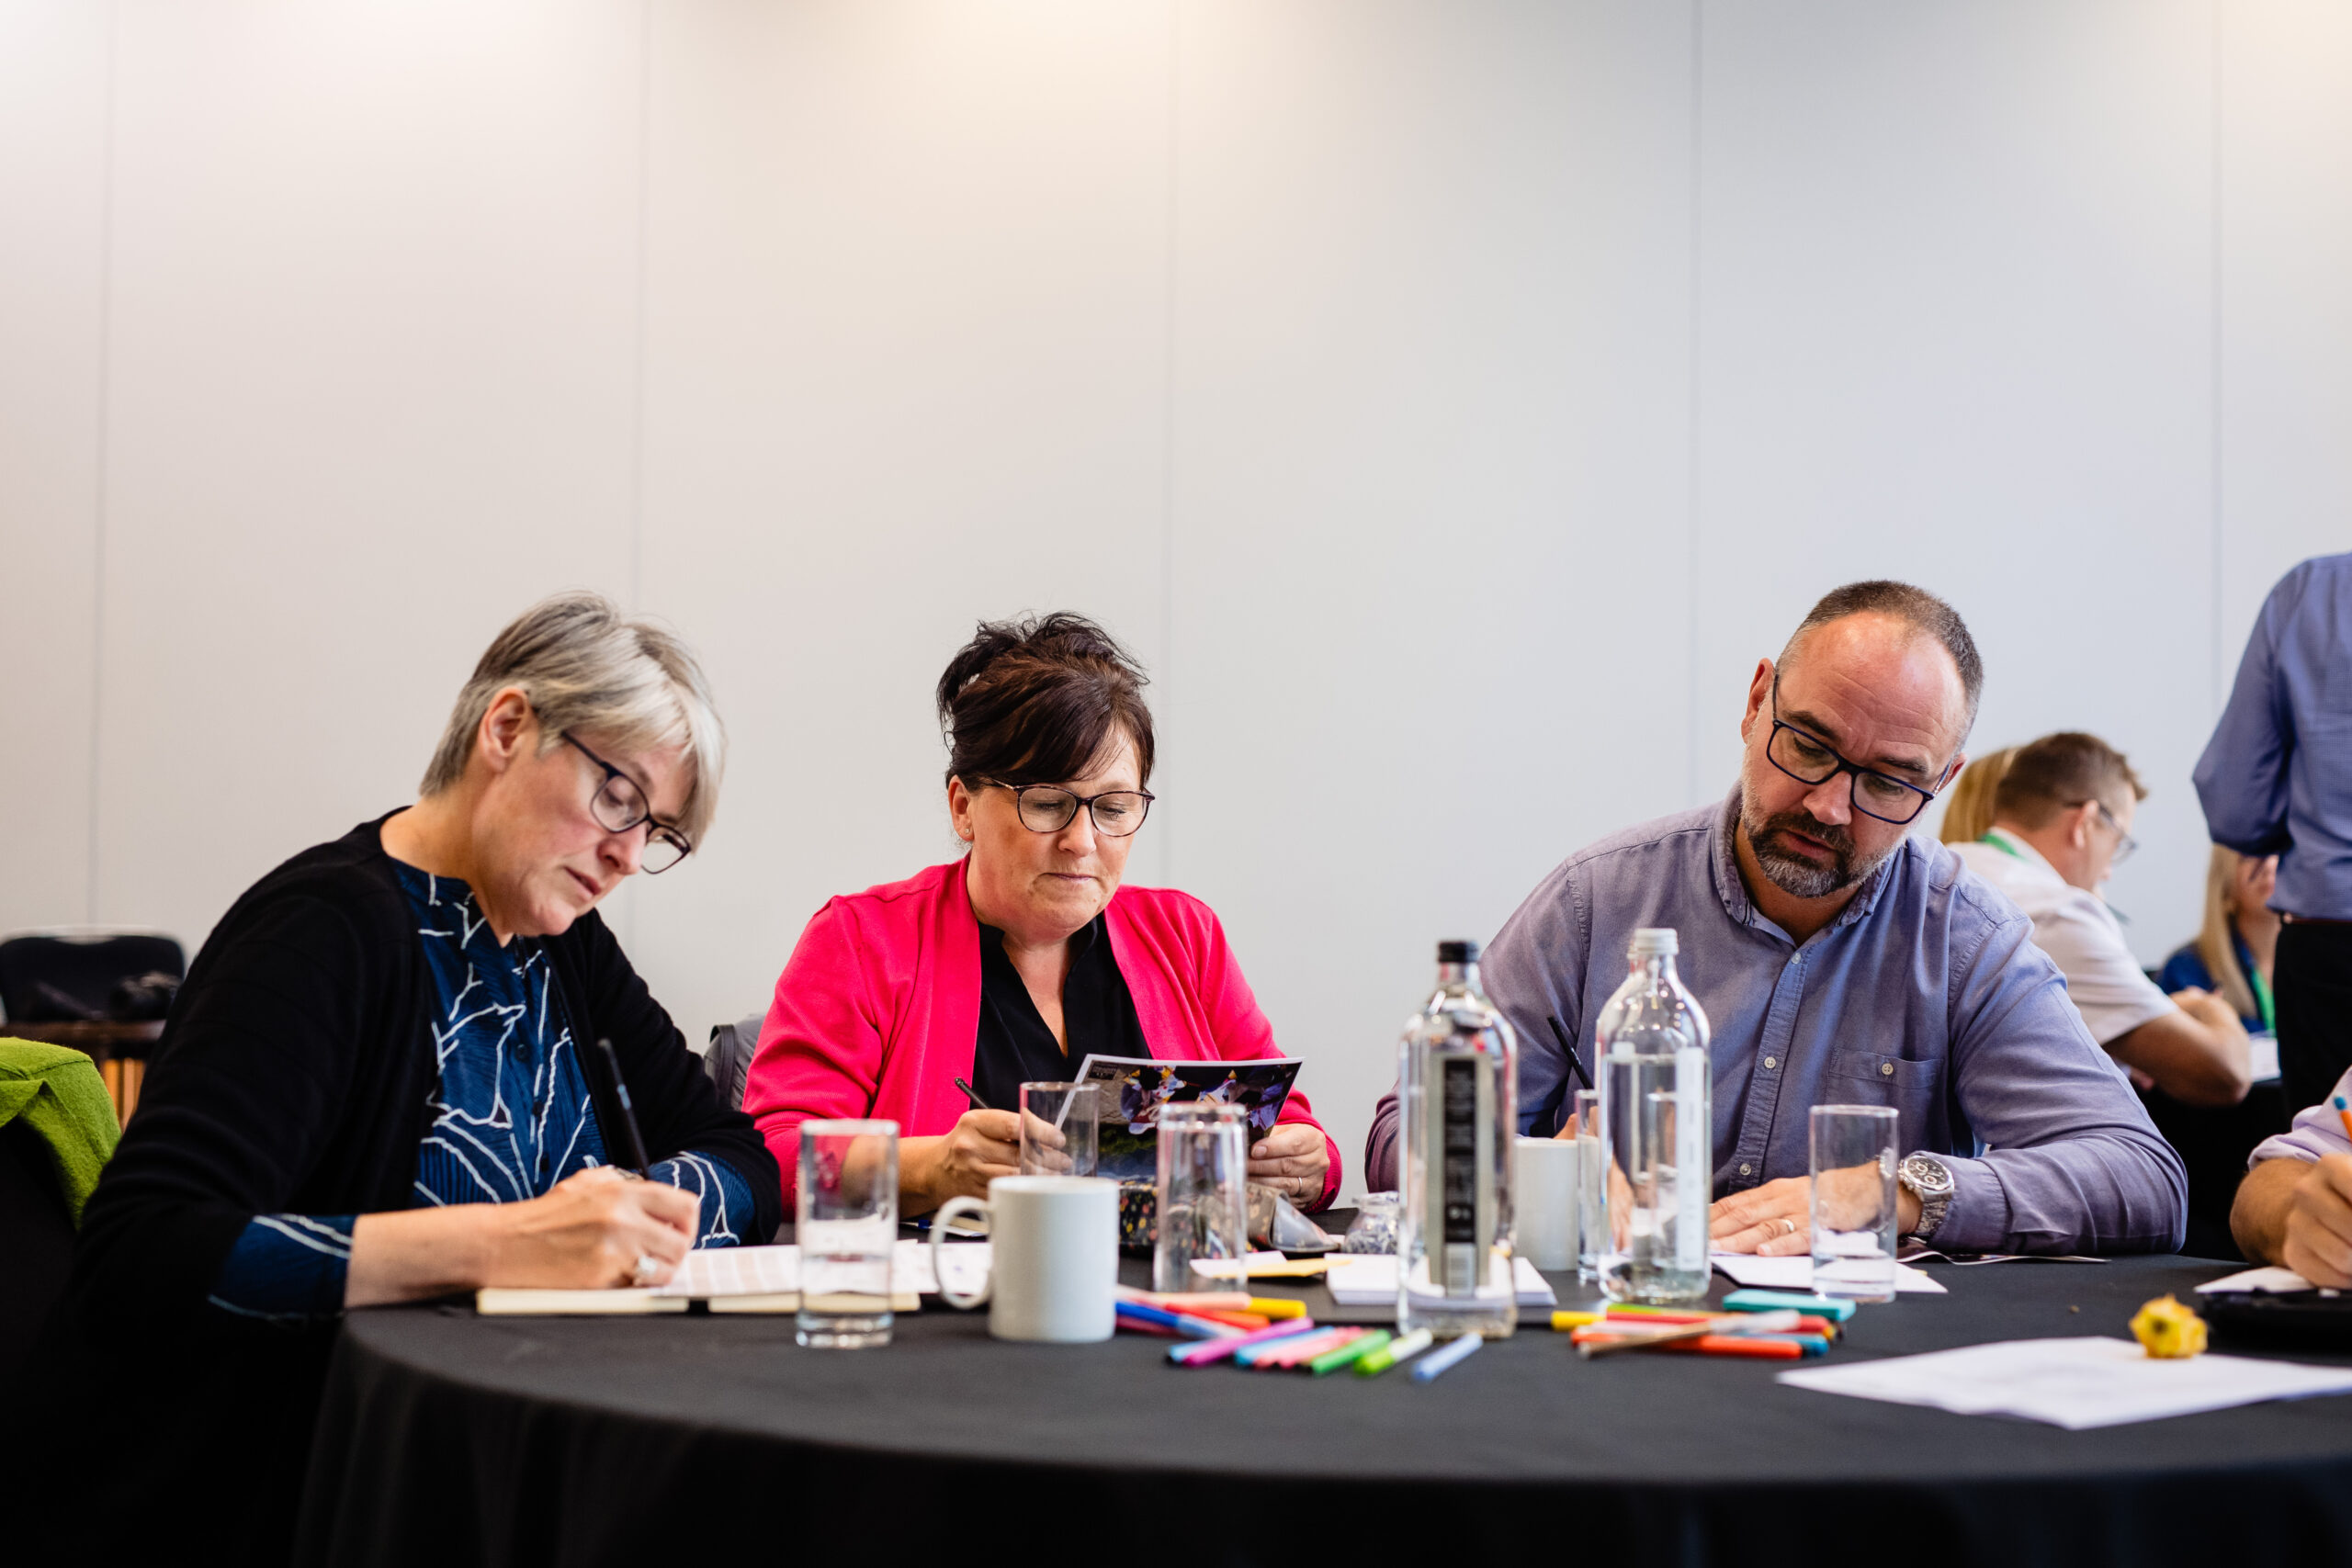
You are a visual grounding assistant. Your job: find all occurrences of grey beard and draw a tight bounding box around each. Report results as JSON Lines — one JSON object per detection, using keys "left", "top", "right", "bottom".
{"left": 1749, "top": 833, "right": 1851, "bottom": 898}
{"left": 1741, "top": 805, "right": 1896, "bottom": 900}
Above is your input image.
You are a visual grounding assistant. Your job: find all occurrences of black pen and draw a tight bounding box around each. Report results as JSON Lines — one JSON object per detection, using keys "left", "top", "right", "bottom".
{"left": 954, "top": 1076, "right": 993, "bottom": 1112}
{"left": 595, "top": 1036, "right": 653, "bottom": 1175}
{"left": 1546, "top": 1015, "right": 1595, "bottom": 1093}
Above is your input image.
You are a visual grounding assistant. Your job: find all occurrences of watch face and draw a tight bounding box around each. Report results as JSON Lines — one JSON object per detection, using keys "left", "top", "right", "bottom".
{"left": 1902, "top": 1156, "right": 1955, "bottom": 1198}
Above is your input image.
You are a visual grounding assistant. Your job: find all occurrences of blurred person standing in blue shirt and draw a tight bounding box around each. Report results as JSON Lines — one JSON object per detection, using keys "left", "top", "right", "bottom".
{"left": 2195, "top": 553, "right": 2352, "bottom": 1116}
{"left": 1362, "top": 581, "right": 2186, "bottom": 1257}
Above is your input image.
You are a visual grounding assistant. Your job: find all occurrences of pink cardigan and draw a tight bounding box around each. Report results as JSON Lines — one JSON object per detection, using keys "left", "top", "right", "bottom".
{"left": 744, "top": 858, "right": 1340, "bottom": 1209}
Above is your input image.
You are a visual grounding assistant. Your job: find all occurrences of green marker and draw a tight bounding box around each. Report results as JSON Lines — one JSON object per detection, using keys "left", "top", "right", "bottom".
{"left": 1309, "top": 1329, "right": 1391, "bottom": 1376}
{"left": 1352, "top": 1327, "right": 1432, "bottom": 1377}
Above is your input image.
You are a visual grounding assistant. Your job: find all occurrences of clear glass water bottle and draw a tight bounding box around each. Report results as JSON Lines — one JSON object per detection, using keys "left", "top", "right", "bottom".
{"left": 1398, "top": 939, "right": 1518, "bottom": 1339}
{"left": 1597, "top": 928, "right": 1712, "bottom": 1304}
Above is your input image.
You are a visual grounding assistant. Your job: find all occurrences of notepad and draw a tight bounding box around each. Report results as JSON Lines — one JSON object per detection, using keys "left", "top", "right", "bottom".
{"left": 1321, "top": 1255, "right": 1558, "bottom": 1309}
{"left": 1709, "top": 1251, "right": 1948, "bottom": 1295}
{"left": 1779, "top": 1337, "right": 2352, "bottom": 1428}
{"left": 474, "top": 1239, "right": 986, "bottom": 1315}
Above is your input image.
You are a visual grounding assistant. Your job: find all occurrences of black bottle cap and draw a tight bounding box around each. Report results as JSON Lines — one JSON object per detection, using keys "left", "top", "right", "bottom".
{"left": 1437, "top": 940, "right": 1479, "bottom": 964}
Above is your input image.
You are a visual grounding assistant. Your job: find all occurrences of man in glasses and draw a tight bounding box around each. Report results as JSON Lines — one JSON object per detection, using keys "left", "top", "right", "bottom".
{"left": 1363, "top": 580, "right": 2185, "bottom": 1258}
{"left": 1951, "top": 732, "right": 2252, "bottom": 1109}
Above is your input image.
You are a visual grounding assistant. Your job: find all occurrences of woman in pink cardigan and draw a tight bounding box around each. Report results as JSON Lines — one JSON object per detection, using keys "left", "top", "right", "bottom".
{"left": 744, "top": 613, "right": 1339, "bottom": 1214}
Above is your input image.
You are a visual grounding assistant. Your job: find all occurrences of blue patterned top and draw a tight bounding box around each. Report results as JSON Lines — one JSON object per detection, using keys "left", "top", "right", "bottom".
{"left": 207, "top": 863, "right": 752, "bottom": 1322}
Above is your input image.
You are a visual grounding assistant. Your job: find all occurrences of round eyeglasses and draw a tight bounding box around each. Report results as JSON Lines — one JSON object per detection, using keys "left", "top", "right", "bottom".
{"left": 564, "top": 734, "right": 694, "bottom": 873}
{"left": 992, "top": 781, "right": 1155, "bottom": 838}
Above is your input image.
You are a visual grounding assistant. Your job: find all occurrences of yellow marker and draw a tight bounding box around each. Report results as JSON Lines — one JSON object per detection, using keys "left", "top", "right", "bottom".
{"left": 2130, "top": 1294, "right": 2208, "bottom": 1359}
{"left": 1246, "top": 1296, "right": 1308, "bottom": 1320}
{"left": 1551, "top": 1310, "right": 1606, "bottom": 1331}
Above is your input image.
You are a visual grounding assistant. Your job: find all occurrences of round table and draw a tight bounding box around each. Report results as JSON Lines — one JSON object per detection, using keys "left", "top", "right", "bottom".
{"left": 295, "top": 1252, "right": 2352, "bottom": 1568}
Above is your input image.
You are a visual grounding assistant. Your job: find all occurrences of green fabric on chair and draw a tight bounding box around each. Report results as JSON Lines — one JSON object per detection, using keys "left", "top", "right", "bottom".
{"left": 0, "top": 1039, "right": 120, "bottom": 1225}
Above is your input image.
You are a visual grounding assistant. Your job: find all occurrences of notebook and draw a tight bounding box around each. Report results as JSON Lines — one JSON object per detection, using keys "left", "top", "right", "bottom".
{"left": 474, "top": 1240, "right": 986, "bottom": 1315}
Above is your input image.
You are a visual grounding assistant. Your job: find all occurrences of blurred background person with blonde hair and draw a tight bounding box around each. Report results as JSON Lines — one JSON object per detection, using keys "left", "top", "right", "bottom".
{"left": 2143, "top": 847, "right": 2290, "bottom": 1260}
{"left": 2159, "top": 847, "right": 2282, "bottom": 1036}
{"left": 1936, "top": 745, "right": 2015, "bottom": 846}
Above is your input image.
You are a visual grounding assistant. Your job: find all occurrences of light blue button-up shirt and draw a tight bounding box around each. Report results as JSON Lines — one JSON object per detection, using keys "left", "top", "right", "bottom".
{"left": 1365, "top": 790, "right": 2186, "bottom": 1255}
{"left": 2196, "top": 552, "right": 2352, "bottom": 920}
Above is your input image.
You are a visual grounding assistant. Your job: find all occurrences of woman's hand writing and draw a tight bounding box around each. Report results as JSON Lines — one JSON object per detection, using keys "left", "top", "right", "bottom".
{"left": 486, "top": 1166, "right": 697, "bottom": 1287}
{"left": 899, "top": 1111, "right": 1021, "bottom": 1214}
{"left": 344, "top": 1165, "right": 697, "bottom": 1307}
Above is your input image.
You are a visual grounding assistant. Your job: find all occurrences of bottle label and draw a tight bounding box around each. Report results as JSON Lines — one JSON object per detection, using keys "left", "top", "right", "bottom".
{"left": 1440, "top": 1055, "right": 1486, "bottom": 1293}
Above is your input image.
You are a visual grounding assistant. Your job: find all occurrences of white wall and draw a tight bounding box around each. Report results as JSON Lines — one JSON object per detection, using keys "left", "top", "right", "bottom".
{"left": 5, "top": 0, "right": 2348, "bottom": 1198}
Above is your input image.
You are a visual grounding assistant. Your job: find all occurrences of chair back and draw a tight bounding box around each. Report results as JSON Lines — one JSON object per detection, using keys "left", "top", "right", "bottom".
{"left": 0, "top": 933, "right": 187, "bottom": 1024}
{"left": 705, "top": 1011, "right": 764, "bottom": 1111}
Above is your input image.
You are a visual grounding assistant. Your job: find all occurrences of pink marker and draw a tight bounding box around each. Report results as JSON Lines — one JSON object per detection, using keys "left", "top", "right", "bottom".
{"left": 1249, "top": 1326, "right": 1358, "bottom": 1369}
{"left": 1168, "top": 1315, "right": 1320, "bottom": 1367}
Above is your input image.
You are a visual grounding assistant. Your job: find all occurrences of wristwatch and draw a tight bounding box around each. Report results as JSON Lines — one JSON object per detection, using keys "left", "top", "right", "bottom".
{"left": 1897, "top": 1154, "right": 1956, "bottom": 1243}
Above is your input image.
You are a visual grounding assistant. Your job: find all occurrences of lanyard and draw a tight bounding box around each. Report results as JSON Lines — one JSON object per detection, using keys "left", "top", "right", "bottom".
{"left": 2250, "top": 963, "right": 2278, "bottom": 1035}
{"left": 1977, "top": 831, "right": 2026, "bottom": 861}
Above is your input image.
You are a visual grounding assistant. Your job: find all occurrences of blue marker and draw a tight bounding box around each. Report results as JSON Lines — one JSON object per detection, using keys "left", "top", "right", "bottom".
{"left": 1409, "top": 1332, "right": 1484, "bottom": 1382}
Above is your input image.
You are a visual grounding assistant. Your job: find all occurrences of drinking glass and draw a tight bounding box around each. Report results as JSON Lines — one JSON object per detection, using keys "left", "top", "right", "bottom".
{"left": 797, "top": 1119, "right": 899, "bottom": 1348}
{"left": 1573, "top": 1089, "right": 1606, "bottom": 1283}
{"left": 1018, "top": 1082, "right": 1100, "bottom": 1178}
{"left": 1809, "top": 1104, "right": 1900, "bottom": 1303}
{"left": 1153, "top": 1100, "right": 1249, "bottom": 1292}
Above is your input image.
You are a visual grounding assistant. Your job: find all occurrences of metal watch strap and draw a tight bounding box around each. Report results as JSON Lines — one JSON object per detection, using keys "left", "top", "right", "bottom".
{"left": 1899, "top": 1154, "right": 1954, "bottom": 1243}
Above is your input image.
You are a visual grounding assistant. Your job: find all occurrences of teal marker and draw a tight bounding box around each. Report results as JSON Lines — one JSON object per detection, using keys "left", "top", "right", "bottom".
{"left": 1721, "top": 1288, "right": 1857, "bottom": 1323}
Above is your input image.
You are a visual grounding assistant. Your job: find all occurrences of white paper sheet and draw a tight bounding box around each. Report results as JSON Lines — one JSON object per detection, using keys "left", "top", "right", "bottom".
{"left": 2194, "top": 1264, "right": 2315, "bottom": 1295}
{"left": 1709, "top": 1251, "right": 1948, "bottom": 1295}
{"left": 653, "top": 1240, "right": 991, "bottom": 1298}
{"left": 1778, "top": 1336, "right": 2352, "bottom": 1429}
{"left": 1321, "top": 1255, "right": 1557, "bottom": 1308}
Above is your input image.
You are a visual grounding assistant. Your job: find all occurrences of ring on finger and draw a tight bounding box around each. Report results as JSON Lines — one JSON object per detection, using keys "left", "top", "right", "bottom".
{"left": 1780, "top": 1217, "right": 1798, "bottom": 1236}
{"left": 631, "top": 1252, "right": 662, "bottom": 1287}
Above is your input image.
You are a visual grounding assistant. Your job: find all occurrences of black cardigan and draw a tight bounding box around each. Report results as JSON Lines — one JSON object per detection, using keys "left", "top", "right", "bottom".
{"left": 33, "top": 817, "right": 781, "bottom": 1564}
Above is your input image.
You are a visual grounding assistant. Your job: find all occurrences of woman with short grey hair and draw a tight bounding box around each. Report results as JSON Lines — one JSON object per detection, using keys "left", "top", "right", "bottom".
{"left": 48, "top": 591, "right": 777, "bottom": 1565}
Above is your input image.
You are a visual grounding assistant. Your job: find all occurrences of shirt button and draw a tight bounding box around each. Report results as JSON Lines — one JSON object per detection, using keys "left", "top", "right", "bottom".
{"left": 1763, "top": 1056, "right": 1777, "bottom": 1069}
{"left": 1882, "top": 1063, "right": 1894, "bottom": 1077}
{"left": 1739, "top": 1163, "right": 1752, "bottom": 1177}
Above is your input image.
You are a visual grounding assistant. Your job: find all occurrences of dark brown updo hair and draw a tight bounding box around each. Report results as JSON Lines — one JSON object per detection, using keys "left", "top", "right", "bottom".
{"left": 937, "top": 613, "right": 1156, "bottom": 789}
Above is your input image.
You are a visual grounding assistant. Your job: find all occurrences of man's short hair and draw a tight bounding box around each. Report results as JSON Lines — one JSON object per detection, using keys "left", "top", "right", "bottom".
{"left": 1992, "top": 731, "right": 2146, "bottom": 828}
{"left": 1781, "top": 580, "right": 1984, "bottom": 739}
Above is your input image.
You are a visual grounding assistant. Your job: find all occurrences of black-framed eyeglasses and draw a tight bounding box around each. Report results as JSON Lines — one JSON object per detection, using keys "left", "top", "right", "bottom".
{"left": 990, "top": 781, "right": 1156, "bottom": 838}
{"left": 2093, "top": 801, "right": 2140, "bottom": 866}
{"left": 564, "top": 734, "right": 694, "bottom": 873}
{"left": 1763, "top": 677, "right": 1952, "bottom": 827}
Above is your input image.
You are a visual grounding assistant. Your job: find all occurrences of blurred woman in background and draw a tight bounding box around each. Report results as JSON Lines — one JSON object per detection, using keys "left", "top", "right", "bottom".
{"left": 1937, "top": 745, "right": 2016, "bottom": 846}
{"left": 2162, "top": 846, "right": 2282, "bottom": 1035}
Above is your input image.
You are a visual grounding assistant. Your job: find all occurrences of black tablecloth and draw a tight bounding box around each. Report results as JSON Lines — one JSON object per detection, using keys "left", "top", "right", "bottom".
{"left": 297, "top": 1253, "right": 2352, "bottom": 1568}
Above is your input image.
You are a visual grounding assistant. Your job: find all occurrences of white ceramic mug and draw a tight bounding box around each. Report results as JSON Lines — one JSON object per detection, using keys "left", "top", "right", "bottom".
{"left": 1513, "top": 1134, "right": 1581, "bottom": 1271}
{"left": 931, "top": 1175, "right": 1118, "bottom": 1342}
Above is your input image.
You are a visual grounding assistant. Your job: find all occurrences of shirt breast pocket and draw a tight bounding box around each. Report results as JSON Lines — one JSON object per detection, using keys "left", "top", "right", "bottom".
{"left": 1826, "top": 1048, "right": 1939, "bottom": 1111}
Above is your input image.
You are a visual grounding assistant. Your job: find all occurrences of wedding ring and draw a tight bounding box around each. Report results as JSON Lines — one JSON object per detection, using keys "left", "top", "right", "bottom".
{"left": 1781, "top": 1217, "right": 1798, "bottom": 1236}
{"left": 631, "top": 1252, "right": 662, "bottom": 1287}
